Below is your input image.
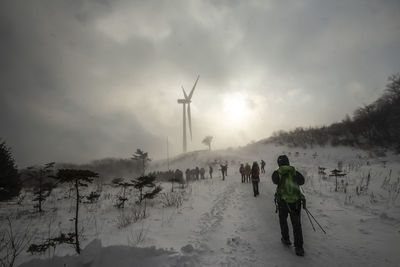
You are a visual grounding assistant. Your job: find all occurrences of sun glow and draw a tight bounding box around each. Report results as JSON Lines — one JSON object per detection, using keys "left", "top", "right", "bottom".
{"left": 223, "top": 92, "right": 250, "bottom": 125}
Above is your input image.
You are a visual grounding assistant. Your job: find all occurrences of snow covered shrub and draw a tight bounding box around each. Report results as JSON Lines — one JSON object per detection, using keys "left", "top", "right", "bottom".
{"left": 16, "top": 190, "right": 26, "bottom": 205}
{"left": 131, "top": 203, "right": 147, "bottom": 222}
{"left": 85, "top": 191, "right": 101, "bottom": 204}
{"left": 116, "top": 210, "right": 135, "bottom": 229}
{"left": 28, "top": 232, "right": 75, "bottom": 255}
{"left": 358, "top": 171, "right": 371, "bottom": 194}
{"left": 127, "top": 223, "right": 149, "bottom": 246}
{"left": 117, "top": 203, "right": 147, "bottom": 228}
{"left": 160, "top": 191, "right": 184, "bottom": 208}
{"left": 384, "top": 174, "right": 400, "bottom": 206}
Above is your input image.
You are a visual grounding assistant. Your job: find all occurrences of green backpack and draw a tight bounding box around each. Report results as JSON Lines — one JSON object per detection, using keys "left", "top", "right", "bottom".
{"left": 275, "top": 165, "right": 304, "bottom": 203}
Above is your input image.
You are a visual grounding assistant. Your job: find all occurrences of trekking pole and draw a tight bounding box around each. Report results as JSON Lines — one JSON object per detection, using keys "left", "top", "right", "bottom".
{"left": 299, "top": 187, "right": 315, "bottom": 231}
{"left": 305, "top": 208, "right": 326, "bottom": 234}
{"left": 305, "top": 208, "right": 316, "bottom": 232}
{"left": 299, "top": 186, "right": 325, "bottom": 233}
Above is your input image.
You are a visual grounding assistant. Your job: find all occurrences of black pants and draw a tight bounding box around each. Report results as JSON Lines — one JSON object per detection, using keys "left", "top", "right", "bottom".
{"left": 241, "top": 173, "right": 246, "bottom": 183}
{"left": 252, "top": 181, "right": 259, "bottom": 196}
{"left": 278, "top": 199, "right": 303, "bottom": 248}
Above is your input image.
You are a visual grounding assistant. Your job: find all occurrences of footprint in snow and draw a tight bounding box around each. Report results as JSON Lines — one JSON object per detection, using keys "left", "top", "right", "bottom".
{"left": 358, "top": 228, "right": 370, "bottom": 235}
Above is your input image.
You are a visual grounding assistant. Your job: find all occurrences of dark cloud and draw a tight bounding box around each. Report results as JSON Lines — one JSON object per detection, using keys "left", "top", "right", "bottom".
{"left": 0, "top": 0, "right": 399, "bottom": 166}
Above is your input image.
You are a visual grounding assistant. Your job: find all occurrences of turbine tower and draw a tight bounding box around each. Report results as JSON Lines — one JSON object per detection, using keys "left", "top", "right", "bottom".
{"left": 177, "top": 75, "right": 200, "bottom": 153}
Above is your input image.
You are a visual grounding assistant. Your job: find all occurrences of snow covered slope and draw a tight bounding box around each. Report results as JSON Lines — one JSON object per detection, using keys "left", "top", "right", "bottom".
{"left": 2, "top": 144, "right": 400, "bottom": 266}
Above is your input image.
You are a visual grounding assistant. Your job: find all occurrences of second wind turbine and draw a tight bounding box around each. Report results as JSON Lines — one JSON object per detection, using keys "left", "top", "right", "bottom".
{"left": 177, "top": 75, "right": 200, "bottom": 153}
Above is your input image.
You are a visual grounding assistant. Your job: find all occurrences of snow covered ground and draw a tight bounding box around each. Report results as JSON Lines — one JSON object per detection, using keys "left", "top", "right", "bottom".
{"left": 1, "top": 144, "right": 400, "bottom": 266}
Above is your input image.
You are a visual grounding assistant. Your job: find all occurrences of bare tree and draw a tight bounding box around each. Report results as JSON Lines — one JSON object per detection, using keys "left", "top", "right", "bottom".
{"left": 0, "top": 217, "right": 33, "bottom": 267}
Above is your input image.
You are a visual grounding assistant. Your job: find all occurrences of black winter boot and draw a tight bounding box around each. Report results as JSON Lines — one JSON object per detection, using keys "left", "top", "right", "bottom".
{"left": 281, "top": 238, "right": 291, "bottom": 246}
{"left": 295, "top": 246, "right": 304, "bottom": 256}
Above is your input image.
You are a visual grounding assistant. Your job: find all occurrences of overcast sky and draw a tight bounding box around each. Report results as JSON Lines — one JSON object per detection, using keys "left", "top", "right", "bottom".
{"left": 1, "top": 0, "right": 399, "bottom": 167}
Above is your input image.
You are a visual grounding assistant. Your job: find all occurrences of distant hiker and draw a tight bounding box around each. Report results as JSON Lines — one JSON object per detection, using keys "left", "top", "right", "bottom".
{"left": 220, "top": 164, "right": 227, "bottom": 180}
{"left": 185, "top": 169, "right": 190, "bottom": 182}
{"left": 209, "top": 166, "right": 213, "bottom": 179}
{"left": 245, "top": 163, "right": 251, "bottom": 183}
{"left": 175, "top": 169, "right": 184, "bottom": 188}
{"left": 251, "top": 161, "right": 260, "bottom": 197}
{"left": 190, "top": 169, "right": 196, "bottom": 181}
{"left": 224, "top": 162, "right": 228, "bottom": 177}
{"left": 239, "top": 164, "right": 246, "bottom": 183}
{"left": 195, "top": 167, "right": 200, "bottom": 180}
{"left": 174, "top": 169, "right": 183, "bottom": 183}
{"left": 260, "top": 160, "right": 266, "bottom": 174}
{"left": 272, "top": 155, "right": 305, "bottom": 257}
{"left": 200, "top": 167, "right": 205, "bottom": 179}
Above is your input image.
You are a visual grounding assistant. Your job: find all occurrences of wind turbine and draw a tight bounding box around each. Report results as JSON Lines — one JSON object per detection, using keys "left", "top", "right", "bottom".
{"left": 177, "top": 75, "right": 200, "bottom": 153}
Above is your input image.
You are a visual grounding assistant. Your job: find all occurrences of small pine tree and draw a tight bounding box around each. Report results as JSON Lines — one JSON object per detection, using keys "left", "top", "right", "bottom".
{"left": 329, "top": 169, "right": 347, "bottom": 192}
{"left": 112, "top": 177, "right": 124, "bottom": 187}
{"left": 27, "top": 162, "right": 55, "bottom": 212}
{"left": 115, "top": 181, "right": 134, "bottom": 208}
{"left": 132, "top": 149, "right": 151, "bottom": 175}
{"left": 132, "top": 175, "right": 162, "bottom": 217}
{"left": 85, "top": 191, "right": 101, "bottom": 204}
{"left": 56, "top": 169, "right": 98, "bottom": 254}
{"left": 0, "top": 140, "right": 21, "bottom": 201}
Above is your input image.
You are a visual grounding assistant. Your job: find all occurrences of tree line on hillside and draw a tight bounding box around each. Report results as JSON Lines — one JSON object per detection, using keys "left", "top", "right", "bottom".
{"left": 266, "top": 74, "right": 400, "bottom": 152}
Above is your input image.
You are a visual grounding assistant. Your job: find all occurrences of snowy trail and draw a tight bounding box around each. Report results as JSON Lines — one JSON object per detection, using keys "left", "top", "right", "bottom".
{"left": 180, "top": 174, "right": 400, "bottom": 267}
{"left": 16, "top": 165, "right": 400, "bottom": 267}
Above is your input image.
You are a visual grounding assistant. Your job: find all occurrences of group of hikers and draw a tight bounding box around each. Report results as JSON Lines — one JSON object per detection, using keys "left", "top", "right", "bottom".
{"left": 239, "top": 160, "right": 265, "bottom": 183}
{"left": 237, "top": 156, "right": 305, "bottom": 256}
{"left": 156, "top": 155, "right": 306, "bottom": 257}
{"left": 167, "top": 162, "right": 228, "bottom": 183}
{"left": 238, "top": 160, "right": 264, "bottom": 197}
{"left": 184, "top": 166, "right": 208, "bottom": 180}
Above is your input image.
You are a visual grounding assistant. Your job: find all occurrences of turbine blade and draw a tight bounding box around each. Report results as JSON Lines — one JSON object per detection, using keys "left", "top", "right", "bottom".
{"left": 181, "top": 86, "right": 189, "bottom": 100}
{"left": 188, "top": 75, "right": 200, "bottom": 100}
{"left": 188, "top": 103, "right": 192, "bottom": 141}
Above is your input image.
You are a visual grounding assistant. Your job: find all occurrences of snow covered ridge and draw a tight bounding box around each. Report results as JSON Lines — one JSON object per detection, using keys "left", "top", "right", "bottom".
{"left": 1, "top": 144, "right": 400, "bottom": 266}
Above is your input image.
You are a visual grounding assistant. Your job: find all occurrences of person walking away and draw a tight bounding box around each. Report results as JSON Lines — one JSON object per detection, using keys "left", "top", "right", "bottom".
{"left": 209, "top": 166, "right": 213, "bottom": 179}
{"left": 272, "top": 155, "right": 305, "bottom": 257}
{"left": 175, "top": 169, "right": 184, "bottom": 188}
{"left": 245, "top": 163, "right": 251, "bottom": 183}
{"left": 185, "top": 169, "right": 190, "bottom": 183}
{"left": 261, "top": 160, "right": 266, "bottom": 174}
{"left": 200, "top": 167, "right": 205, "bottom": 179}
{"left": 195, "top": 167, "right": 200, "bottom": 180}
{"left": 220, "top": 164, "right": 226, "bottom": 180}
{"left": 239, "top": 164, "right": 246, "bottom": 183}
{"left": 251, "top": 161, "right": 260, "bottom": 197}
